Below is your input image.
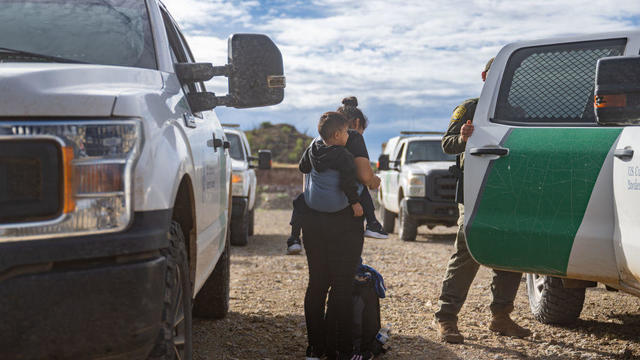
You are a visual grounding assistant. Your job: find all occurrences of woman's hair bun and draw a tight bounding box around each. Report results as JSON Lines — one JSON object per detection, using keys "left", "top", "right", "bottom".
{"left": 342, "top": 96, "right": 358, "bottom": 107}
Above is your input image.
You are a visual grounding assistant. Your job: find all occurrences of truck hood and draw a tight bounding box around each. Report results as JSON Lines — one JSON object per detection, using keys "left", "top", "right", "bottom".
{"left": 0, "top": 63, "right": 163, "bottom": 117}
{"left": 403, "top": 161, "right": 454, "bottom": 175}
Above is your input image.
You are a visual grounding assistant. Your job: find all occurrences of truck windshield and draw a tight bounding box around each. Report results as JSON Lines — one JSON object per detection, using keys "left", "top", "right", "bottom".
{"left": 405, "top": 140, "right": 455, "bottom": 163}
{"left": 226, "top": 133, "right": 245, "bottom": 161}
{"left": 0, "top": 0, "right": 156, "bottom": 69}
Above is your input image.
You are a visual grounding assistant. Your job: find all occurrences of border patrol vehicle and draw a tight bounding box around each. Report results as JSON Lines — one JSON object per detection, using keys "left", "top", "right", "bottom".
{"left": 223, "top": 124, "right": 271, "bottom": 246}
{"left": 464, "top": 31, "right": 640, "bottom": 324}
{"left": 377, "top": 132, "right": 458, "bottom": 241}
{"left": 0, "top": 0, "right": 285, "bottom": 358}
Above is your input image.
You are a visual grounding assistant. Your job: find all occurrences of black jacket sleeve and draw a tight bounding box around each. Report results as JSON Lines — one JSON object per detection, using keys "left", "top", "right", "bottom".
{"left": 299, "top": 145, "right": 312, "bottom": 174}
{"left": 336, "top": 149, "right": 360, "bottom": 204}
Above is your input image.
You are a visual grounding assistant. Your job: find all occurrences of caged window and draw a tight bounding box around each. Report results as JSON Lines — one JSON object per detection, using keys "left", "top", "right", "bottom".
{"left": 493, "top": 39, "right": 626, "bottom": 125}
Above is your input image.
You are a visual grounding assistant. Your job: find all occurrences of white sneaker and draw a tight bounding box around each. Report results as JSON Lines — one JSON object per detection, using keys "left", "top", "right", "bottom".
{"left": 364, "top": 222, "right": 389, "bottom": 239}
{"left": 287, "top": 242, "right": 302, "bottom": 255}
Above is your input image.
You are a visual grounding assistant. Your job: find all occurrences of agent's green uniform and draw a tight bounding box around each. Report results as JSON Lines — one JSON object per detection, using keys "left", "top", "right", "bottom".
{"left": 434, "top": 98, "right": 523, "bottom": 322}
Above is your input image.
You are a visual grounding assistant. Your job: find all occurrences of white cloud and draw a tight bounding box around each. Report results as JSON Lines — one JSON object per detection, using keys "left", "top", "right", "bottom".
{"left": 161, "top": 0, "right": 640, "bottom": 156}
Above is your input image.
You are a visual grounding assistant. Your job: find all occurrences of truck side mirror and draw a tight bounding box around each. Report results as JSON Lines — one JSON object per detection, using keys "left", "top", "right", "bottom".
{"left": 258, "top": 150, "right": 272, "bottom": 170}
{"left": 173, "top": 34, "right": 285, "bottom": 112}
{"left": 595, "top": 56, "right": 640, "bottom": 125}
{"left": 378, "top": 154, "right": 390, "bottom": 171}
{"left": 228, "top": 34, "right": 285, "bottom": 109}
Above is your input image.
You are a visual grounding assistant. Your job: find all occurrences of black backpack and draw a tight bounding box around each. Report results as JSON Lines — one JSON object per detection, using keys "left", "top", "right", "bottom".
{"left": 326, "top": 274, "right": 388, "bottom": 357}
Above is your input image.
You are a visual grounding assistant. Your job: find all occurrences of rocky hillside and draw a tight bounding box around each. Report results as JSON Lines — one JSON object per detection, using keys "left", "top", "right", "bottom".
{"left": 245, "top": 122, "right": 313, "bottom": 164}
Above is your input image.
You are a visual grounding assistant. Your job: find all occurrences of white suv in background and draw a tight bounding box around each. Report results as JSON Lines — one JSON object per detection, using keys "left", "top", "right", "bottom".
{"left": 377, "top": 132, "right": 459, "bottom": 241}
{"left": 223, "top": 124, "right": 271, "bottom": 246}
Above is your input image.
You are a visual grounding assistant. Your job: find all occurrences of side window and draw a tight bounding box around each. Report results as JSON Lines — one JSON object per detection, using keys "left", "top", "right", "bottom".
{"left": 494, "top": 38, "right": 626, "bottom": 125}
{"left": 160, "top": 9, "right": 203, "bottom": 96}
{"left": 242, "top": 136, "right": 251, "bottom": 158}
{"left": 394, "top": 143, "right": 405, "bottom": 164}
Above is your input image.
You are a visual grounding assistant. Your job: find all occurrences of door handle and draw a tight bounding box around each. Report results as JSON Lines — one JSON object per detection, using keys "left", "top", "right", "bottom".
{"left": 614, "top": 148, "right": 634, "bottom": 160}
{"left": 469, "top": 147, "right": 509, "bottom": 157}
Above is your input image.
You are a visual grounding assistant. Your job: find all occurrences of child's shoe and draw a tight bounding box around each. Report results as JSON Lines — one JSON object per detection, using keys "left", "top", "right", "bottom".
{"left": 286, "top": 236, "right": 302, "bottom": 255}
{"left": 364, "top": 221, "right": 389, "bottom": 239}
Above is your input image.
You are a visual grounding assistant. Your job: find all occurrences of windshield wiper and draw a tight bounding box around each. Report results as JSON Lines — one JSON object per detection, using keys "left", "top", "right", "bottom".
{"left": 0, "top": 47, "right": 87, "bottom": 64}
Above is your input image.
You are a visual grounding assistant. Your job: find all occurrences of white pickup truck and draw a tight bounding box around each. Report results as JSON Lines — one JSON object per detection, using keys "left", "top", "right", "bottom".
{"left": 377, "top": 132, "right": 459, "bottom": 241}
{"left": 464, "top": 31, "right": 640, "bottom": 324}
{"left": 0, "top": 0, "right": 285, "bottom": 359}
{"left": 223, "top": 124, "right": 271, "bottom": 246}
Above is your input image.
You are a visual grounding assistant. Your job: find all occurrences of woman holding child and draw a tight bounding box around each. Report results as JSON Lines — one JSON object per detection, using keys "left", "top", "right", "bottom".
{"left": 298, "top": 98, "right": 380, "bottom": 360}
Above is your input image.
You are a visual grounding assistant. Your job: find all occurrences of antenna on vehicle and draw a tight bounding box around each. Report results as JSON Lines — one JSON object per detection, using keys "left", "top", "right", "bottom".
{"left": 400, "top": 131, "right": 445, "bottom": 135}
{"left": 222, "top": 123, "right": 240, "bottom": 128}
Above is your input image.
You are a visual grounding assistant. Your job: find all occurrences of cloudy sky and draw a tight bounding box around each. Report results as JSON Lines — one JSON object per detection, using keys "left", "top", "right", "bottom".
{"left": 162, "top": 0, "right": 640, "bottom": 159}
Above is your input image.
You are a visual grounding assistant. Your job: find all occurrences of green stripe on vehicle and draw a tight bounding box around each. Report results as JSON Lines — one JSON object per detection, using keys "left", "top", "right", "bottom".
{"left": 467, "top": 128, "right": 621, "bottom": 275}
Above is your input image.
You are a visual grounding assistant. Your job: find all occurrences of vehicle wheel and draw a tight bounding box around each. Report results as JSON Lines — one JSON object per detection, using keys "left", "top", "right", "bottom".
{"left": 248, "top": 208, "right": 255, "bottom": 236}
{"left": 149, "top": 221, "right": 192, "bottom": 360}
{"left": 398, "top": 198, "right": 417, "bottom": 241}
{"left": 378, "top": 205, "right": 395, "bottom": 234}
{"left": 230, "top": 211, "right": 249, "bottom": 246}
{"left": 526, "top": 274, "right": 585, "bottom": 325}
{"left": 193, "top": 228, "right": 230, "bottom": 319}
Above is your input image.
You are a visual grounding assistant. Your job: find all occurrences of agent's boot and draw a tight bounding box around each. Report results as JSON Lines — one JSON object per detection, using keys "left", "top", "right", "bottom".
{"left": 435, "top": 319, "right": 464, "bottom": 344}
{"left": 489, "top": 314, "right": 531, "bottom": 338}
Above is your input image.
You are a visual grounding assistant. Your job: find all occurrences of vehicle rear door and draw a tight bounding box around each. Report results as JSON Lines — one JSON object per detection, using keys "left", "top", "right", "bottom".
{"left": 612, "top": 127, "right": 640, "bottom": 288}
{"left": 464, "top": 34, "right": 629, "bottom": 281}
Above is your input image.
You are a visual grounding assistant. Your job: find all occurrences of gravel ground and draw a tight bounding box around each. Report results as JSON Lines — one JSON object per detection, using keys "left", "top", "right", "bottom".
{"left": 194, "top": 208, "right": 640, "bottom": 360}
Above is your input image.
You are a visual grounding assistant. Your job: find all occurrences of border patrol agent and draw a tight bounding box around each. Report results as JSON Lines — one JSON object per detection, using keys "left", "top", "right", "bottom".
{"left": 433, "top": 58, "right": 531, "bottom": 344}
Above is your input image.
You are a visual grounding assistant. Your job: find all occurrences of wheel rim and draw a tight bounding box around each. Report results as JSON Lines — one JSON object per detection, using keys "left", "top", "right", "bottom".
{"left": 173, "top": 265, "right": 186, "bottom": 359}
{"left": 531, "top": 273, "right": 545, "bottom": 303}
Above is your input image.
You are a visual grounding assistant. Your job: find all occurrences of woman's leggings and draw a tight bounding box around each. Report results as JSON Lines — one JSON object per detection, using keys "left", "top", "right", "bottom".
{"left": 302, "top": 206, "right": 364, "bottom": 355}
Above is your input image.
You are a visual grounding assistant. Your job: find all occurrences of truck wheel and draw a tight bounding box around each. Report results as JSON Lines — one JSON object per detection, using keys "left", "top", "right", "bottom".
{"left": 526, "top": 274, "right": 585, "bottom": 325}
{"left": 193, "top": 228, "right": 231, "bottom": 319}
{"left": 378, "top": 206, "right": 395, "bottom": 234}
{"left": 248, "top": 208, "right": 255, "bottom": 236}
{"left": 398, "top": 199, "right": 418, "bottom": 242}
{"left": 230, "top": 211, "right": 249, "bottom": 246}
{"left": 150, "top": 221, "right": 193, "bottom": 360}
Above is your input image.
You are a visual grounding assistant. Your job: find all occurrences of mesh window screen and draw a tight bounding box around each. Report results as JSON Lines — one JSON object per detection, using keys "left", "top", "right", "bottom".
{"left": 494, "top": 39, "right": 626, "bottom": 124}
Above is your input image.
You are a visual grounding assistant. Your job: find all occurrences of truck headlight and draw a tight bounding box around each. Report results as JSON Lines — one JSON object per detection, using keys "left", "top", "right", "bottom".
{"left": 408, "top": 174, "right": 426, "bottom": 197}
{"left": 0, "top": 120, "right": 142, "bottom": 241}
{"left": 231, "top": 171, "right": 245, "bottom": 197}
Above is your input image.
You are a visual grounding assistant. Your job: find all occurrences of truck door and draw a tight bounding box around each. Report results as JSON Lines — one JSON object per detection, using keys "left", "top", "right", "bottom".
{"left": 162, "top": 10, "right": 227, "bottom": 285}
{"left": 388, "top": 142, "right": 405, "bottom": 213}
{"left": 612, "top": 127, "right": 640, "bottom": 288}
{"left": 464, "top": 36, "right": 627, "bottom": 281}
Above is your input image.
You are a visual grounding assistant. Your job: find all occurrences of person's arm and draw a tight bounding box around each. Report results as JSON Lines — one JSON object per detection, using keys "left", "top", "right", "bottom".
{"left": 354, "top": 157, "right": 379, "bottom": 189}
{"left": 337, "top": 151, "right": 361, "bottom": 205}
{"left": 442, "top": 104, "right": 470, "bottom": 155}
{"left": 298, "top": 145, "right": 312, "bottom": 174}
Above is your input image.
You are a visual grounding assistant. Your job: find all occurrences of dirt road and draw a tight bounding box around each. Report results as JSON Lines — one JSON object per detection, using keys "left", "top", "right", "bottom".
{"left": 194, "top": 209, "right": 640, "bottom": 360}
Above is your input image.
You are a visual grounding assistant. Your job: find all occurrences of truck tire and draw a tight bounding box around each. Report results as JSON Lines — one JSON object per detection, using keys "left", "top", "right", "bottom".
{"left": 193, "top": 229, "right": 231, "bottom": 319}
{"left": 230, "top": 211, "right": 249, "bottom": 246}
{"left": 526, "top": 274, "right": 585, "bottom": 325}
{"left": 248, "top": 208, "right": 255, "bottom": 236}
{"left": 150, "top": 221, "right": 193, "bottom": 360}
{"left": 378, "top": 206, "right": 395, "bottom": 234}
{"left": 398, "top": 199, "right": 418, "bottom": 241}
